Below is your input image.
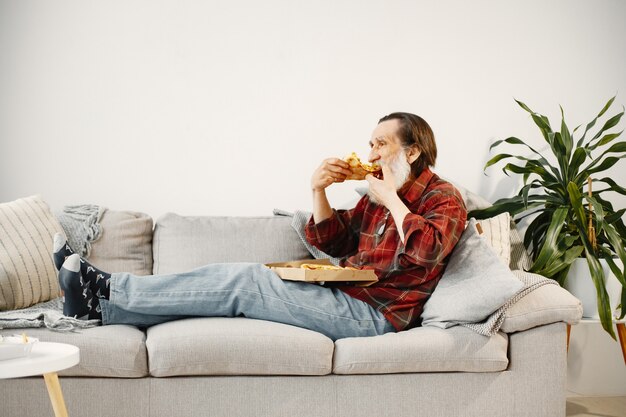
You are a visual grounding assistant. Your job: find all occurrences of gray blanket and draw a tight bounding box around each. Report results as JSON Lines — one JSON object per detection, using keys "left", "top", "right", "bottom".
{"left": 0, "top": 205, "right": 104, "bottom": 331}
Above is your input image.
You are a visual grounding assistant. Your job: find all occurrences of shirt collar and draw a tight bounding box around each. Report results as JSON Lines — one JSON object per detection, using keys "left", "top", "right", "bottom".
{"left": 399, "top": 167, "right": 434, "bottom": 205}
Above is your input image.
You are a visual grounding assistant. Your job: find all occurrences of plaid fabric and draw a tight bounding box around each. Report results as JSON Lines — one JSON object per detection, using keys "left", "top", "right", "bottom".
{"left": 305, "top": 168, "right": 467, "bottom": 331}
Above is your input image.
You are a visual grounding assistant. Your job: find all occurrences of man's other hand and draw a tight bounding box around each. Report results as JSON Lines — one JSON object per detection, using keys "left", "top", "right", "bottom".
{"left": 365, "top": 164, "right": 398, "bottom": 207}
{"left": 311, "top": 158, "right": 352, "bottom": 192}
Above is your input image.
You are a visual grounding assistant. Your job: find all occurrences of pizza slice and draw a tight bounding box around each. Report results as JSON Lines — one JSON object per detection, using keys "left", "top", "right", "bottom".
{"left": 344, "top": 152, "right": 382, "bottom": 180}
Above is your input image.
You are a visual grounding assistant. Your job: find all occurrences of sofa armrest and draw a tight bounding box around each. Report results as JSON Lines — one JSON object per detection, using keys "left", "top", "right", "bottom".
{"left": 500, "top": 274, "right": 583, "bottom": 333}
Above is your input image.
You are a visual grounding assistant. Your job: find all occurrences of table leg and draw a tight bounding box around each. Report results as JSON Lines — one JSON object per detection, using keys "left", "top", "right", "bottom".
{"left": 617, "top": 323, "right": 626, "bottom": 365}
{"left": 43, "top": 372, "right": 70, "bottom": 417}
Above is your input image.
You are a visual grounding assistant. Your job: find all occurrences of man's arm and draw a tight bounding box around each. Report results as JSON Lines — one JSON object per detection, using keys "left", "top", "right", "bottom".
{"left": 310, "top": 158, "right": 352, "bottom": 224}
{"left": 312, "top": 189, "right": 333, "bottom": 224}
{"left": 306, "top": 157, "right": 363, "bottom": 257}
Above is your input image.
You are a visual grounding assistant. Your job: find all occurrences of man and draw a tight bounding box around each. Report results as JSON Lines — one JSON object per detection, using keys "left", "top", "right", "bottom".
{"left": 55, "top": 112, "right": 466, "bottom": 340}
{"left": 306, "top": 112, "right": 467, "bottom": 331}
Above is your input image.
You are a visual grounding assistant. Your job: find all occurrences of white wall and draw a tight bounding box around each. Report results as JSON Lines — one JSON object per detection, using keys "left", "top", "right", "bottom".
{"left": 1, "top": 0, "right": 626, "bottom": 395}
{"left": 1, "top": 0, "right": 625, "bottom": 219}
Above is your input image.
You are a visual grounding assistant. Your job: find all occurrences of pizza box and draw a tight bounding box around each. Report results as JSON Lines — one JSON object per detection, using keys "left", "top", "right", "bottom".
{"left": 266, "top": 259, "right": 378, "bottom": 286}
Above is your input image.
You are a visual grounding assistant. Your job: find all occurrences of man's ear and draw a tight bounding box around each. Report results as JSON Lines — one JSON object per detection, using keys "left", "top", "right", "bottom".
{"left": 406, "top": 146, "right": 421, "bottom": 164}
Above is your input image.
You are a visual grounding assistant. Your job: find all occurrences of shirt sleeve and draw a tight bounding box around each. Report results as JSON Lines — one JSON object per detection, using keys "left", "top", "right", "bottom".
{"left": 398, "top": 187, "right": 467, "bottom": 271}
{"left": 304, "top": 196, "right": 368, "bottom": 258}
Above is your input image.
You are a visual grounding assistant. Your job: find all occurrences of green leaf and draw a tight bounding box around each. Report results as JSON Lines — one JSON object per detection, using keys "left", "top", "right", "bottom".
{"left": 529, "top": 207, "right": 568, "bottom": 272}
{"left": 515, "top": 99, "right": 535, "bottom": 114}
{"left": 569, "top": 182, "right": 616, "bottom": 338}
{"left": 567, "top": 182, "right": 588, "bottom": 231}
{"left": 582, "top": 249, "right": 616, "bottom": 339}
{"left": 532, "top": 114, "right": 553, "bottom": 143}
{"left": 603, "top": 223, "right": 626, "bottom": 283}
{"left": 468, "top": 199, "right": 542, "bottom": 220}
{"left": 603, "top": 255, "right": 626, "bottom": 319}
{"left": 577, "top": 95, "right": 616, "bottom": 147}
{"left": 489, "top": 136, "right": 553, "bottom": 167}
{"left": 588, "top": 130, "right": 623, "bottom": 151}
{"left": 577, "top": 154, "right": 625, "bottom": 182}
{"left": 538, "top": 245, "right": 584, "bottom": 277}
{"left": 591, "top": 110, "right": 624, "bottom": 141}
{"left": 560, "top": 105, "right": 573, "bottom": 160}
{"left": 569, "top": 147, "right": 588, "bottom": 178}
{"left": 597, "top": 95, "right": 617, "bottom": 119}
{"left": 484, "top": 153, "right": 514, "bottom": 170}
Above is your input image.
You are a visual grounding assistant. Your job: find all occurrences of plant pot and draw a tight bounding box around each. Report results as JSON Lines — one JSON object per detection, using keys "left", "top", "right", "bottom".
{"left": 564, "top": 258, "right": 622, "bottom": 319}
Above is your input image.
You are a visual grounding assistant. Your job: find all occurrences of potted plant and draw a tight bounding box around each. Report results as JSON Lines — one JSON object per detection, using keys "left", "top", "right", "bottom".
{"left": 469, "top": 96, "right": 626, "bottom": 339}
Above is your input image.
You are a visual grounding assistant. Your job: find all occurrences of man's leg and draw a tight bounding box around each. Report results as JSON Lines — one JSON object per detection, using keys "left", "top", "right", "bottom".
{"left": 58, "top": 247, "right": 394, "bottom": 341}
{"left": 99, "top": 262, "right": 394, "bottom": 340}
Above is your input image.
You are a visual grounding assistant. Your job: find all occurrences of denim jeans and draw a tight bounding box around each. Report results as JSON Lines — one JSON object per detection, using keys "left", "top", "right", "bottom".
{"left": 99, "top": 262, "right": 395, "bottom": 341}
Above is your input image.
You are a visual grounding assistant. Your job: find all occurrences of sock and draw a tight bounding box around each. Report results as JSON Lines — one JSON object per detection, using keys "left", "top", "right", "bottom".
{"left": 79, "top": 257, "right": 112, "bottom": 300}
{"left": 59, "top": 254, "right": 101, "bottom": 320}
{"left": 52, "top": 233, "right": 111, "bottom": 299}
{"left": 53, "top": 232, "right": 74, "bottom": 271}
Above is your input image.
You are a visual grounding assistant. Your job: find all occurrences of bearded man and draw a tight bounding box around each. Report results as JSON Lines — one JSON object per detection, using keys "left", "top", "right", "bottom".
{"left": 54, "top": 112, "right": 466, "bottom": 341}
{"left": 307, "top": 112, "right": 467, "bottom": 332}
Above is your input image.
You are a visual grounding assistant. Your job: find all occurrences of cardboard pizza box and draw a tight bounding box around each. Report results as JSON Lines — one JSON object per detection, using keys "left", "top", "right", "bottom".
{"left": 265, "top": 259, "right": 378, "bottom": 286}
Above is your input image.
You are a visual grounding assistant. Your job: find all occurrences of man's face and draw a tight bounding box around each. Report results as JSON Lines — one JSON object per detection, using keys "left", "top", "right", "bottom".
{"left": 368, "top": 119, "right": 404, "bottom": 165}
{"left": 365, "top": 120, "right": 414, "bottom": 204}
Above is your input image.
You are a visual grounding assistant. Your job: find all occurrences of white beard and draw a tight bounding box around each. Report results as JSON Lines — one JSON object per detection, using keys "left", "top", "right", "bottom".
{"left": 367, "top": 151, "right": 412, "bottom": 205}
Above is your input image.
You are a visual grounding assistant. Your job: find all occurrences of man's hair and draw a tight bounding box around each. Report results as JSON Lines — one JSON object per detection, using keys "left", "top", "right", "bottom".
{"left": 378, "top": 112, "right": 437, "bottom": 178}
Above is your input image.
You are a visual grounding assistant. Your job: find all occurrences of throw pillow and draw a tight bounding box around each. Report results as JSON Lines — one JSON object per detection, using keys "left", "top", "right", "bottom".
{"left": 0, "top": 195, "right": 64, "bottom": 310}
{"left": 476, "top": 212, "right": 511, "bottom": 266}
{"left": 509, "top": 221, "right": 533, "bottom": 271}
{"left": 421, "top": 218, "right": 524, "bottom": 328}
{"left": 87, "top": 210, "right": 154, "bottom": 275}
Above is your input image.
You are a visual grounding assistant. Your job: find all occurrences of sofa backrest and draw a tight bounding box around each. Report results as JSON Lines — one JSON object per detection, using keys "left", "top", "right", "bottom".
{"left": 152, "top": 213, "right": 312, "bottom": 274}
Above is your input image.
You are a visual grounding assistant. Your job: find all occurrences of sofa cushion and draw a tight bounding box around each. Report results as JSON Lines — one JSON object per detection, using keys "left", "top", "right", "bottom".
{"left": 146, "top": 317, "right": 334, "bottom": 376}
{"left": 501, "top": 278, "right": 583, "bottom": 333}
{"left": 153, "top": 214, "right": 312, "bottom": 273}
{"left": 0, "top": 325, "right": 147, "bottom": 377}
{"left": 87, "top": 209, "right": 153, "bottom": 275}
{"left": 0, "top": 195, "right": 64, "bottom": 310}
{"left": 333, "top": 325, "right": 509, "bottom": 374}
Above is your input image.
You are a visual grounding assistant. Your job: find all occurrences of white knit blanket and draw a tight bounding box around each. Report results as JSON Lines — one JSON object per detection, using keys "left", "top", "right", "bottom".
{"left": 0, "top": 297, "right": 100, "bottom": 331}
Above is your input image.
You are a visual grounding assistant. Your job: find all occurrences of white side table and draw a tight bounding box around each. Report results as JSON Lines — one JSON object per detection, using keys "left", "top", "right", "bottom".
{"left": 0, "top": 342, "right": 80, "bottom": 417}
{"left": 567, "top": 318, "right": 626, "bottom": 364}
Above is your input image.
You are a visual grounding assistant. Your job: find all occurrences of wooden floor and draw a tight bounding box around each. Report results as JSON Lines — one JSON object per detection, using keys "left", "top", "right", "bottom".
{"left": 566, "top": 396, "right": 626, "bottom": 417}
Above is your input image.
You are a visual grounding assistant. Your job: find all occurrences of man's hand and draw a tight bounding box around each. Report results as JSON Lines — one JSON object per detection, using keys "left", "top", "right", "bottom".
{"left": 367, "top": 164, "right": 411, "bottom": 243}
{"left": 311, "top": 158, "right": 352, "bottom": 192}
{"left": 365, "top": 164, "right": 398, "bottom": 207}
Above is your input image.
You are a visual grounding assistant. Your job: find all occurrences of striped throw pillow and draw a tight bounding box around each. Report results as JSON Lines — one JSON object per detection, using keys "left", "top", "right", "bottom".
{"left": 0, "top": 195, "right": 64, "bottom": 310}
{"left": 476, "top": 212, "right": 512, "bottom": 267}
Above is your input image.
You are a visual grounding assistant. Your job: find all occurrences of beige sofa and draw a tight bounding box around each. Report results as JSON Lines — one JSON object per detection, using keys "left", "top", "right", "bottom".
{"left": 0, "top": 207, "right": 582, "bottom": 417}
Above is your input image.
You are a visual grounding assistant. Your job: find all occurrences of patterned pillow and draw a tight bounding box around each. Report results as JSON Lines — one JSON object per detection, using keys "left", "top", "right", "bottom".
{"left": 0, "top": 195, "right": 64, "bottom": 310}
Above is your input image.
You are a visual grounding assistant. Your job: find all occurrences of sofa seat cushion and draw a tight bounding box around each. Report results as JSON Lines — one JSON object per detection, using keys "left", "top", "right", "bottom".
{"left": 0, "top": 325, "right": 147, "bottom": 377}
{"left": 333, "top": 325, "right": 508, "bottom": 375}
{"left": 146, "top": 317, "right": 334, "bottom": 377}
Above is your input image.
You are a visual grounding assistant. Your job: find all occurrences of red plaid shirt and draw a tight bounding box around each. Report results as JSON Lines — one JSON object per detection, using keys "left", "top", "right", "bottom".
{"left": 305, "top": 168, "right": 467, "bottom": 331}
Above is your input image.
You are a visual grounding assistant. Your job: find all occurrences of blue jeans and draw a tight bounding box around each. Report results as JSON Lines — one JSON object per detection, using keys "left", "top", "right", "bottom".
{"left": 100, "top": 263, "right": 395, "bottom": 341}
